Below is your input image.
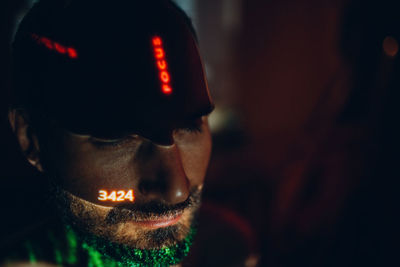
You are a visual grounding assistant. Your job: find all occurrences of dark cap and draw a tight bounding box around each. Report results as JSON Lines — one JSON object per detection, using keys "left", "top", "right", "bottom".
{"left": 12, "top": 0, "right": 212, "bottom": 142}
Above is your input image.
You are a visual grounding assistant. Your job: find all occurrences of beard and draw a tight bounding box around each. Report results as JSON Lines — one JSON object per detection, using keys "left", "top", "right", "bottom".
{"left": 48, "top": 182, "right": 202, "bottom": 266}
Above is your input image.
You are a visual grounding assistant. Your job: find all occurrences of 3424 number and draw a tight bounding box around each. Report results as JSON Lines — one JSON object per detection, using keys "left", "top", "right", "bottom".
{"left": 98, "top": 190, "right": 135, "bottom": 202}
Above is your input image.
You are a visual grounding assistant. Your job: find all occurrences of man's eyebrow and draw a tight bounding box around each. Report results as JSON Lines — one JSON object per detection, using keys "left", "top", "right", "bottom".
{"left": 187, "top": 104, "right": 215, "bottom": 120}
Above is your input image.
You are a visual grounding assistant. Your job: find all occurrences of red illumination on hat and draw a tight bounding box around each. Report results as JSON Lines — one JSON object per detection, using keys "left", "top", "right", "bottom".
{"left": 155, "top": 48, "right": 164, "bottom": 59}
{"left": 54, "top": 43, "right": 67, "bottom": 54}
{"left": 152, "top": 37, "right": 162, "bottom": 46}
{"left": 67, "top": 48, "right": 78, "bottom": 59}
{"left": 157, "top": 60, "right": 167, "bottom": 70}
{"left": 41, "top": 37, "right": 53, "bottom": 49}
{"left": 160, "top": 71, "right": 170, "bottom": 83}
{"left": 31, "top": 33, "right": 78, "bottom": 59}
{"left": 152, "top": 36, "right": 173, "bottom": 95}
{"left": 162, "top": 84, "right": 172, "bottom": 94}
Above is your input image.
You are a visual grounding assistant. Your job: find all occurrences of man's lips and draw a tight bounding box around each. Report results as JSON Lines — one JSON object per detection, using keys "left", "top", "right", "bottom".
{"left": 132, "top": 213, "right": 183, "bottom": 229}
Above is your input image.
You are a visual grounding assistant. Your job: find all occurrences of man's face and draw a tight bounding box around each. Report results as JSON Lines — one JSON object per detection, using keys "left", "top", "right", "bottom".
{"left": 34, "top": 104, "right": 212, "bottom": 252}
{"left": 11, "top": 1, "right": 212, "bottom": 264}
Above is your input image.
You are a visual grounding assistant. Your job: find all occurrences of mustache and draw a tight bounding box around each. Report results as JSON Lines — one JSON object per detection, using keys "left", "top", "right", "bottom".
{"left": 105, "top": 187, "right": 202, "bottom": 224}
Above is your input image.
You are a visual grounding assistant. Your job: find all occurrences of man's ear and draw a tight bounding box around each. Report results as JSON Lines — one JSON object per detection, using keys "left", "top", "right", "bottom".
{"left": 8, "top": 109, "right": 44, "bottom": 172}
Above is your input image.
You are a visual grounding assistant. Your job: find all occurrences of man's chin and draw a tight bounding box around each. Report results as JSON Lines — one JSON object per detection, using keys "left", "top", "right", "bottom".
{"left": 63, "top": 206, "right": 199, "bottom": 266}
{"left": 78, "top": 224, "right": 197, "bottom": 266}
{"left": 103, "top": 207, "right": 195, "bottom": 249}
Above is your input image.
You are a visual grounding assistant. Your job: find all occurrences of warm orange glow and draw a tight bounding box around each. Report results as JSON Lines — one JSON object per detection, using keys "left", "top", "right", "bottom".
{"left": 98, "top": 190, "right": 135, "bottom": 202}
{"left": 383, "top": 36, "right": 399, "bottom": 58}
{"left": 152, "top": 37, "right": 162, "bottom": 46}
{"left": 31, "top": 33, "right": 78, "bottom": 59}
{"left": 152, "top": 36, "right": 173, "bottom": 95}
{"left": 157, "top": 60, "right": 167, "bottom": 70}
{"left": 155, "top": 48, "right": 165, "bottom": 59}
{"left": 160, "top": 71, "right": 170, "bottom": 83}
{"left": 162, "top": 84, "right": 172, "bottom": 94}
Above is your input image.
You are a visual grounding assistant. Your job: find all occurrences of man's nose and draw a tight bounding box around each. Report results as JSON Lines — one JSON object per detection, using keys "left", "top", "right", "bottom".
{"left": 135, "top": 141, "right": 190, "bottom": 205}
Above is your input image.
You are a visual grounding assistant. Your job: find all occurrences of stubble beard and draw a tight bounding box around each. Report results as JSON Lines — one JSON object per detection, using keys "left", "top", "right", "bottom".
{"left": 49, "top": 182, "right": 202, "bottom": 250}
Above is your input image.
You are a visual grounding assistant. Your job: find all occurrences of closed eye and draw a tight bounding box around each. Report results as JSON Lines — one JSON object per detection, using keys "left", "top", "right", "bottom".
{"left": 89, "top": 135, "right": 137, "bottom": 148}
{"left": 177, "top": 117, "right": 204, "bottom": 133}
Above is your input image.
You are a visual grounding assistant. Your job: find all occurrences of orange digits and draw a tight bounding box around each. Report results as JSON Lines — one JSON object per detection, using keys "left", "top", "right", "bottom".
{"left": 98, "top": 190, "right": 107, "bottom": 201}
{"left": 116, "top": 191, "right": 125, "bottom": 201}
{"left": 125, "top": 190, "right": 134, "bottom": 201}
{"left": 98, "top": 190, "right": 135, "bottom": 202}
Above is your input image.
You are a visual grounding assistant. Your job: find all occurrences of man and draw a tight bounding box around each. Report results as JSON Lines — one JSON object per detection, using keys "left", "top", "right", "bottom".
{"left": 2, "top": 0, "right": 213, "bottom": 266}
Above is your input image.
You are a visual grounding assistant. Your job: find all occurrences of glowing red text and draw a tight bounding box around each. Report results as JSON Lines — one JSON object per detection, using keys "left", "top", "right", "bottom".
{"left": 31, "top": 33, "right": 78, "bottom": 59}
{"left": 152, "top": 36, "right": 173, "bottom": 95}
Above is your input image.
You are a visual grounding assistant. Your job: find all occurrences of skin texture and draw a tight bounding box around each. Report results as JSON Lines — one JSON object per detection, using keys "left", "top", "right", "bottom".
{"left": 41, "top": 116, "right": 212, "bottom": 208}
{"left": 8, "top": 103, "right": 212, "bottom": 260}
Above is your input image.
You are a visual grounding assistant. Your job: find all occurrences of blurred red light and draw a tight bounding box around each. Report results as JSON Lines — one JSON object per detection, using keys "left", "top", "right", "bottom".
{"left": 40, "top": 37, "right": 53, "bottom": 50}
{"left": 155, "top": 48, "right": 165, "bottom": 59}
{"left": 152, "top": 36, "right": 173, "bottom": 95}
{"left": 162, "top": 84, "right": 173, "bottom": 94}
{"left": 54, "top": 43, "right": 67, "bottom": 54}
{"left": 67, "top": 48, "right": 78, "bottom": 59}
{"left": 157, "top": 60, "right": 167, "bottom": 70}
{"left": 160, "top": 71, "right": 170, "bottom": 83}
{"left": 31, "top": 33, "right": 78, "bottom": 59}
{"left": 153, "top": 37, "right": 162, "bottom": 46}
{"left": 383, "top": 36, "right": 398, "bottom": 58}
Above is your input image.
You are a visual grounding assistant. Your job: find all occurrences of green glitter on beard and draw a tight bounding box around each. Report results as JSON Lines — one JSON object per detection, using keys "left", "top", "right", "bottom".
{"left": 47, "top": 182, "right": 202, "bottom": 266}
{"left": 77, "top": 225, "right": 197, "bottom": 267}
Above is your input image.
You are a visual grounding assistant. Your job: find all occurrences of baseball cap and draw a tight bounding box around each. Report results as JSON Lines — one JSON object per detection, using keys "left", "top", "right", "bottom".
{"left": 12, "top": 0, "right": 213, "bottom": 143}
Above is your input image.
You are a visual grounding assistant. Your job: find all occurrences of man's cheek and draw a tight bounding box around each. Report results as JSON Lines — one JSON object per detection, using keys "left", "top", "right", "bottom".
{"left": 180, "top": 147, "right": 211, "bottom": 185}
{"left": 55, "top": 157, "right": 139, "bottom": 206}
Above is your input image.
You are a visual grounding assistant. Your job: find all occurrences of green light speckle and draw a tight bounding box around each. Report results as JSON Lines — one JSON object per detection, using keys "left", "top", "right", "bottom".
{"left": 83, "top": 227, "right": 197, "bottom": 266}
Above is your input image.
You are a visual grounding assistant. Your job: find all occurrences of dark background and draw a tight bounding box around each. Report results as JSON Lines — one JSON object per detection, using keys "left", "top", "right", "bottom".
{"left": 1, "top": 0, "right": 400, "bottom": 266}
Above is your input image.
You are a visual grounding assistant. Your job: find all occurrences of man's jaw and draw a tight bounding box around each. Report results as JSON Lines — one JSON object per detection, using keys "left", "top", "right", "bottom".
{"left": 51, "top": 184, "right": 202, "bottom": 249}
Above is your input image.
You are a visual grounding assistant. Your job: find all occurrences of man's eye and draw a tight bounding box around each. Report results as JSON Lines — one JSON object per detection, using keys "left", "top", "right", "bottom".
{"left": 182, "top": 125, "right": 202, "bottom": 133}
{"left": 178, "top": 118, "right": 203, "bottom": 133}
{"left": 90, "top": 136, "right": 133, "bottom": 148}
